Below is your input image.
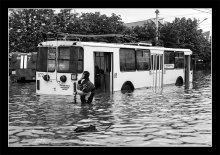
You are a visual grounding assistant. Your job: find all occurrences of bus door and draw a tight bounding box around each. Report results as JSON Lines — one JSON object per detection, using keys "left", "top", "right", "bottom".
{"left": 151, "top": 53, "right": 164, "bottom": 91}
{"left": 94, "top": 52, "right": 113, "bottom": 93}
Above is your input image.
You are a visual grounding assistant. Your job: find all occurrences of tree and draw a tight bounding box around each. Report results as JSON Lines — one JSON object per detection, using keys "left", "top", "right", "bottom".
{"left": 159, "top": 17, "right": 211, "bottom": 62}
{"left": 52, "top": 9, "right": 74, "bottom": 33}
{"left": 74, "top": 12, "right": 128, "bottom": 42}
{"left": 132, "top": 24, "right": 154, "bottom": 41}
{"left": 77, "top": 12, "right": 125, "bottom": 34}
{"left": 9, "top": 10, "right": 210, "bottom": 62}
{"left": 9, "top": 9, "right": 130, "bottom": 53}
{"left": 9, "top": 9, "right": 55, "bottom": 53}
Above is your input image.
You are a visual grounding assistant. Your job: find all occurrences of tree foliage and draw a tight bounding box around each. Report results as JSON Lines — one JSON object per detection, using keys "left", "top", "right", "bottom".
{"left": 129, "top": 17, "right": 211, "bottom": 62}
{"left": 131, "top": 22, "right": 156, "bottom": 43}
{"left": 9, "top": 9, "right": 55, "bottom": 53}
{"left": 9, "top": 9, "right": 129, "bottom": 53}
{"left": 9, "top": 9, "right": 211, "bottom": 62}
{"left": 159, "top": 17, "right": 211, "bottom": 62}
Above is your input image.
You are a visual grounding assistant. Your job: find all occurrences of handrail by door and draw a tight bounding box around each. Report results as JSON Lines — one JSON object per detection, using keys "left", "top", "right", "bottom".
{"left": 151, "top": 54, "right": 163, "bottom": 94}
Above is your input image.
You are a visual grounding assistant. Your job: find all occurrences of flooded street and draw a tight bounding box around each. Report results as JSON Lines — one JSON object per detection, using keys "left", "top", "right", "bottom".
{"left": 8, "top": 69, "right": 212, "bottom": 147}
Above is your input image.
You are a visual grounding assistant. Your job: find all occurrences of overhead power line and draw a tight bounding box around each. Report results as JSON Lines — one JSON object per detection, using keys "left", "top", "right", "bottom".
{"left": 160, "top": 12, "right": 205, "bottom": 19}
{"left": 199, "top": 23, "right": 211, "bottom": 25}
{"left": 203, "top": 9, "right": 212, "bottom": 11}
{"left": 125, "top": 10, "right": 211, "bottom": 24}
{"left": 192, "top": 9, "right": 212, "bottom": 14}
{"left": 125, "top": 12, "right": 205, "bottom": 23}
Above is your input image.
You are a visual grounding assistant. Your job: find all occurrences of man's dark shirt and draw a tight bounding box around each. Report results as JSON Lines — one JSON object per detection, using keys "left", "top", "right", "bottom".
{"left": 77, "top": 78, "right": 95, "bottom": 93}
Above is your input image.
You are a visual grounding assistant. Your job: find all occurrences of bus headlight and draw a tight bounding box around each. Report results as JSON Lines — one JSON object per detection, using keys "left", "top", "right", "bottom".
{"left": 71, "top": 73, "right": 77, "bottom": 80}
{"left": 60, "top": 75, "right": 67, "bottom": 83}
{"left": 43, "top": 75, "right": 50, "bottom": 81}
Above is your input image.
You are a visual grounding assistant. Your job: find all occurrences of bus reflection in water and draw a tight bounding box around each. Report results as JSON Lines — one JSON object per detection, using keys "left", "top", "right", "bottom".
{"left": 36, "top": 38, "right": 192, "bottom": 97}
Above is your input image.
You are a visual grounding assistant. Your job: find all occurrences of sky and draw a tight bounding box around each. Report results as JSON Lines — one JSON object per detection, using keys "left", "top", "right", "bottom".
{"left": 54, "top": 8, "right": 212, "bottom": 34}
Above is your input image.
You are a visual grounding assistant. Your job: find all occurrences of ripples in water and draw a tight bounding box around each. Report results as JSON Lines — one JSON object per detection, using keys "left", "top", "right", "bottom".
{"left": 9, "top": 70, "right": 212, "bottom": 146}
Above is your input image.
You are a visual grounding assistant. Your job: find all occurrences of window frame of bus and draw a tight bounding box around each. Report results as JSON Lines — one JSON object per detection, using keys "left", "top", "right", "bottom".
{"left": 57, "top": 46, "right": 84, "bottom": 73}
{"left": 150, "top": 54, "right": 162, "bottom": 70}
{"left": 119, "top": 48, "right": 136, "bottom": 72}
{"left": 136, "top": 49, "right": 151, "bottom": 71}
{"left": 174, "top": 51, "right": 184, "bottom": 69}
{"left": 164, "top": 50, "right": 175, "bottom": 70}
{"left": 190, "top": 55, "right": 193, "bottom": 71}
{"left": 36, "top": 47, "right": 56, "bottom": 72}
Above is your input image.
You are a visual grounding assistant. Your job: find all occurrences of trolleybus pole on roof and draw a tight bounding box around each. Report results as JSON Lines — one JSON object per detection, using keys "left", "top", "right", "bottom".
{"left": 42, "top": 32, "right": 139, "bottom": 42}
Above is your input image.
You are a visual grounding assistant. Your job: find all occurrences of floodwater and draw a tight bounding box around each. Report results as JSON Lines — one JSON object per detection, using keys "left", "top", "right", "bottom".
{"left": 9, "top": 69, "right": 212, "bottom": 147}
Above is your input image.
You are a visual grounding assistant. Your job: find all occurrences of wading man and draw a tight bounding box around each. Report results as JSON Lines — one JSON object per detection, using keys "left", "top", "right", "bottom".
{"left": 76, "top": 71, "right": 95, "bottom": 104}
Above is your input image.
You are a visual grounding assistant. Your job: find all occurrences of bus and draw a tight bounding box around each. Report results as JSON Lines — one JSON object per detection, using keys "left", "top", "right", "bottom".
{"left": 36, "top": 40, "right": 192, "bottom": 96}
{"left": 10, "top": 52, "right": 37, "bottom": 82}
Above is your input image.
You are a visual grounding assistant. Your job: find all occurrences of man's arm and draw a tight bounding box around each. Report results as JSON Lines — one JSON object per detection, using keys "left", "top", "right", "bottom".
{"left": 82, "top": 81, "right": 95, "bottom": 93}
{"left": 77, "top": 74, "right": 85, "bottom": 90}
{"left": 77, "top": 80, "right": 83, "bottom": 90}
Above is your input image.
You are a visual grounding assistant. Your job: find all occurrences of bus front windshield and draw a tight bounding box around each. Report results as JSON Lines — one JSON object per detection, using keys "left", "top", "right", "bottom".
{"left": 36, "top": 47, "right": 56, "bottom": 72}
{"left": 36, "top": 46, "right": 84, "bottom": 73}
{"left": 58, "top": 46, "right": 83, "bottom": 73}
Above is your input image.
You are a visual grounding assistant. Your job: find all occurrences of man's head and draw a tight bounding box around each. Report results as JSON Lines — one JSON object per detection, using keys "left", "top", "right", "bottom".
{"left": 83, "top": 71, "right": 90, "bottom": 79}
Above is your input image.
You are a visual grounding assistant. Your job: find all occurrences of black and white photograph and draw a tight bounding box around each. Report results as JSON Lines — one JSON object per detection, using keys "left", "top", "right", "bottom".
{"left": 8, "top": 8, "right": 212, "bottom": 147}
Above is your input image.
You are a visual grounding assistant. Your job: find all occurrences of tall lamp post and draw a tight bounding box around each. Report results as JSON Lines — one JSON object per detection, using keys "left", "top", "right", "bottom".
{"left": 155, "top": 9, "right": 159, "bottom": 45}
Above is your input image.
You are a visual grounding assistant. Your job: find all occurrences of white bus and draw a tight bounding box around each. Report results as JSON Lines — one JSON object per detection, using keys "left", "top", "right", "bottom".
{"left": 36, "top": 40, "right": 192, "bottom": 95}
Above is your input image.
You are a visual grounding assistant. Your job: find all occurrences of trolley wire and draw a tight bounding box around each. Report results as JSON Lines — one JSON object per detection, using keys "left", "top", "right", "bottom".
{"left": 125, "top": 12, "right": 209, "bottom": 24}
{"left": 192, "top": 9, "right": 212, "bottom": 14}
{"left": 160, "top": 12, "right": 205, "bottom": 19}
{"left": 203, "top": 9, "right": 212, "bottom": 11}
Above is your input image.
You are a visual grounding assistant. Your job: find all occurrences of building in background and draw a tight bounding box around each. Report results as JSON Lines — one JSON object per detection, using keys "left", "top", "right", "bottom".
{"left": 202, "top": 31, "right": 211, "bottom": 42}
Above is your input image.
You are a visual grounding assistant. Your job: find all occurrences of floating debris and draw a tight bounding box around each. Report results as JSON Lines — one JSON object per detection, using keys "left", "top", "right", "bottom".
{"left": 74, "top": 125, "right": 98, "bottom": 133}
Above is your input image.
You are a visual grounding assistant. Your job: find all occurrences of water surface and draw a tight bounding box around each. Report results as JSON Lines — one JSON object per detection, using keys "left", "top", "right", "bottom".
{"left": 9, "top": 70, "right": 212, "bottom": 147}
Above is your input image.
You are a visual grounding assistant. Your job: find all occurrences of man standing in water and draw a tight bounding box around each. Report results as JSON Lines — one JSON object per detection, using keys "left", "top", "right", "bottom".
{"left": 76, "top": 71, "right": 95, "bottom": 104}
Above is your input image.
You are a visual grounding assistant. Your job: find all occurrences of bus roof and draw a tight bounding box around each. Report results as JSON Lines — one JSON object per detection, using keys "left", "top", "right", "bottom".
{"left": 39, "top": 40, "right": 192, "bottom": 54}
{"left": 10, "top": 52, "right": 37, "bottom": 55}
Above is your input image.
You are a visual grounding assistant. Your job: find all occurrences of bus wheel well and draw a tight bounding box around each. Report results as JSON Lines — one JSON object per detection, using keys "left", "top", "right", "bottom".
{"left": 175, "top": 76, "right": 183, "bottom": 86}
{"left": 121, "top": 81, "right": 134, "bottom": 93}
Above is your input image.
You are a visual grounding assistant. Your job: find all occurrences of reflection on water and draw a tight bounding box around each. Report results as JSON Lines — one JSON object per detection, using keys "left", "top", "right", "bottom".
{"left": 9, "top": 70, "right": 212, "bottom": 146}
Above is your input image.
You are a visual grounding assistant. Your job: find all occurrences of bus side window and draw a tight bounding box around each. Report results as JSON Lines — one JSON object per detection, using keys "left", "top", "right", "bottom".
{"left": 77, "top": 47, "right": 84, "bottom": 73}
{"left": 136, "top": 49, "right": 150, "bottom": 71}
{"left": 190, "top": 55, "right": 193, "bottom": 70}
{"left": 120, "top": 48, "right": 136, "bottom": 72}
{"left": 175, "top": 51, "right": 184, "bottom": 69}
{"left": 164, "top": 51, "right": 174, "bottom": 69}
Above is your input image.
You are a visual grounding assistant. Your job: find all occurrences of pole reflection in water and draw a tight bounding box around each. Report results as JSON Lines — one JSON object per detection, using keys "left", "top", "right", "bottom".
{"left": 9, "top": 70, "right": 211, "bottom": 147}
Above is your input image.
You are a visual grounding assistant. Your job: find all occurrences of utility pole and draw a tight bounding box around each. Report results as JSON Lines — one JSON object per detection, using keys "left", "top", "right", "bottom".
{"left": 155, "top": 9, "right": 159, "bottom": 45}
